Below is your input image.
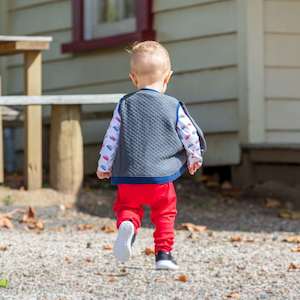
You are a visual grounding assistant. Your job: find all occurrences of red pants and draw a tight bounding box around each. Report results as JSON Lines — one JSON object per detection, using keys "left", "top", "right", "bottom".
{"left": 113, "top": 182, "right": 177, "bottom": 254}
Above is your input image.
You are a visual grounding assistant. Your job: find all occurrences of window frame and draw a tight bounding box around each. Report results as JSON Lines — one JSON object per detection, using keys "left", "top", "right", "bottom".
{"left": 62, "top": 0, "right": 155, "bottom": 53}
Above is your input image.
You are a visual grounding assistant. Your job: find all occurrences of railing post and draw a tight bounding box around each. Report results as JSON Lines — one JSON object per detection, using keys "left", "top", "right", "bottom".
{"left": 24, "top": 51, "right": 42, "bottom": 190}
{"left": 50, "top": 105, "right": 83, "bottom": 194}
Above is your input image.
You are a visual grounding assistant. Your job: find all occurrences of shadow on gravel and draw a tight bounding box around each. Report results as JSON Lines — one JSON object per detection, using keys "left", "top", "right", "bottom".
{"left": 76, "top": 178, "right": 300, "bottom": 234}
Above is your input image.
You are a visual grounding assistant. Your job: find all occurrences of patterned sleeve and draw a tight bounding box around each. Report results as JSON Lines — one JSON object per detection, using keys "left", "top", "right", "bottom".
{"left": 176, "top": 105, "right": 203, "bottom": 165}
{"left": 97, "top": 103, "right": 121, "bottom": 172}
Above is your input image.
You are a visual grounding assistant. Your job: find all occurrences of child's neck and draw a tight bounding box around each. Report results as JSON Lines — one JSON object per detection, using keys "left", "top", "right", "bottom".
{"left": 138, "top": 82, "right": 165, "bottom": 93}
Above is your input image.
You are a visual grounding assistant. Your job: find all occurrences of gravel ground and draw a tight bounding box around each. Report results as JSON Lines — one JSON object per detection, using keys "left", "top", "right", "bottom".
{"left": 0, "top": 181, "right": 300, "bottom": 300}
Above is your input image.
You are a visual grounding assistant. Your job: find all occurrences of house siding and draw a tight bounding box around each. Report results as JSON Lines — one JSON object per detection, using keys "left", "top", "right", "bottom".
{"left": 3, "top": 0, "right": 240, "bottom": 172}
{"left": 264, "top": 0, "right": 300, "bottom": 143}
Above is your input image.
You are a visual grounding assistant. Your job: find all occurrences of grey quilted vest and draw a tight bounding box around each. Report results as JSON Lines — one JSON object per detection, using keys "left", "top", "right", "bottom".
{"left": 111, "top": 88, "right": 206, "bottom": 184}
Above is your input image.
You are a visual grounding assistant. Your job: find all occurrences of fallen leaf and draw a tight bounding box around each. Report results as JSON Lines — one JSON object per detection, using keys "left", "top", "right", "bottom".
{"left": 144, "top": 247, "right": 155, "bottom": 256}
{"left": 177, "top": 274, "right": 188, "bottom": 282}
{"left": 0, "top": 217, "right": 13, "bottom": 229}
{"left": 291, "top": 246, "right": 300, "bottom": 253}
{"left": 103, "top": 244, "right": 113, "bottom": 251}
{"left": 227, "top": 292, "right": 240, "bottom": 299}
{"left": 21, "top": 207, "right": 44, "bottom": 231}
{"left": 64, "top": 257, "right": 71, "bottom": 264}
{"left": 108, "top": 276, "right": 117, "bottom": 283}
{"left": 265, "top": 198, "right": 281, "bottom": 208}
{"left": 178, "top": 223, "right": 207, "bottom": 233}
{"left": 283, "top": 236, "right": 300, "bottom": 244}
{"left": 85, "top": 257, "right": 92, "bottom": 263}
{"left": 230, "top": 236, "right": 242, "bottom": 243}
{"left": 77, "top": 224, "right": 95, "bottom": 231}
{"left": 288, "top": 263, "right": 300, "bottom": 270}
{"left": 244, "top": 238, "right": 255, "bottom": 243}
{"left": 0, "top": 245, "right": 8, "bottom": 251}
{"left": 205, "top": 181, "right": 219, "bottom": 188}
{"left": 221, "top": 181, "right": 233, "bottom": 190}
{"left": 279, "top": 210, "right": 300, "bottom": 220}
{"left": 101, "top": 224, "right": 117, "bottom": 233}
{"left": 22, "top": 206, "right": 36, "bottom": 223}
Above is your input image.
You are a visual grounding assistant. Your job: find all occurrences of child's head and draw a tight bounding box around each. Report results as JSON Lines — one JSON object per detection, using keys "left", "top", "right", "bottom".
{"left": 129, "top": 41, "right": 173, "bottom": 92}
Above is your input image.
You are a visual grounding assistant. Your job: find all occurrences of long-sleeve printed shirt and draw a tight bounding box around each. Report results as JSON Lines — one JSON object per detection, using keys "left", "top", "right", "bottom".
{"left": 97, "top": 103, "right": 202, "bottom": 173}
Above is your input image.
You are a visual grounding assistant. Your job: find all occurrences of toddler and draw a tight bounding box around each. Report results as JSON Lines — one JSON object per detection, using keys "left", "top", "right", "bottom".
{"left": 96, "top": 41, "right": 206, "bottom": 270}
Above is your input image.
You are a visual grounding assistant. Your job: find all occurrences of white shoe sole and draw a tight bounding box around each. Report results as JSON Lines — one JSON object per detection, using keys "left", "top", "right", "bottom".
{"left": 113, "top": 221, "right": 134, "bottom": 263}
{"left": 156, "top": 260, "right": 179, "bottom": 270}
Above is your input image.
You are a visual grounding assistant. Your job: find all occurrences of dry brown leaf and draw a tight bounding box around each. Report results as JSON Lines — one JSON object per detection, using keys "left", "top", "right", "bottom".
{"left": 288, "top": 263, "right": 300, "bottom": 270}
{"left": 64, "top": 257, "right": 71, "bottom": 264}
{"left": 0, "top": 245, "right": 8, "bottom": 251}
{"left": 227, "top": 292, "right": 241, "bottom": 299}
{"left": 85, "top": 257, "right": 92, "bottom": 263}
{"left": 230, "top": 236, "right": 242, "bottom": 243}
{"left": 22, "top": 206, "right": 36, "bottom": 223}
{"left": 291, "top": 246, "right": 300, "bottom": 253}
{"left": 101, "top": 224, "right": 117, "bottom": 233}
{"left": 221, "top": 181, "right": 233, "bottom": 190}
{"left": 245, "top": 238, "right": 255, "bottom": 243}
{"left": 177, "top": 274, "right": 188, "bottom": 282}
{"left": 144, "top": 247, "right": 155, "bottom": 256}
{"left": 283, "top": 236, "right": 300, "bottom": 244}
{"left": 178, "top": 223, "right": 207, "bottom": 233}
{"left": 279, "top": 210, "right": 300, "bottom": 220}
{"left": 35, "top": 220, "right": 44, "bottom": 230}
{"left": 108, "top": 276, "right": 117, "bottom": 283}
{"left": 77, "top": 224, "right": 95, "bottom": 231}
{"left": 0, "top": 217, "right": 13, "bottom": 229}
{"left": 265, "top": 198, "right": 281, "bottom": 208}
{"left": 103, "top": 244, "right": 113, "bottom": 251}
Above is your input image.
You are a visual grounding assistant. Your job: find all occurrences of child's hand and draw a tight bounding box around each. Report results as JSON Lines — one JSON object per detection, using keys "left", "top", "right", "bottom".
{"left": 96, "top": 170, "right": 112, "bottom": 180}
{"left": 188, "top": 161, "right": 202, "bottom": 175}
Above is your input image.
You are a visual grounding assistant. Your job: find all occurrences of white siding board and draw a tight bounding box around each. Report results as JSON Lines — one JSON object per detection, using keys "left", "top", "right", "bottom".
{"left": 266, "top": 131, "right": 300, "bottom": 144}
{"left": 265, "top": 68, "right": 300, "bottom": 99}
{"left": 169, "top": 67, "right": 238, "bottom": 103}
{"left": 204, "top": 133, "right": 240, "bottom": 165}
{"left": 265, "top": 33, "right": 300, "bottom": 67}
{"left": 266, "top": 99, "right": 300, "bottom": 130}
{"left": 9, "top": 0, "right": 67, "bottom": 11}
{"left": 154, "top": 0, "right": 226, "bottom": 12}
{"left": 9, "top": 0, "right": 71, "bottom": 35}
{"left": 265, "top": 0, "right": 300, "bottom": 33}
{"left": 155, "top": 0, "right": 236, "bottom": 42}
{"left": 166, "top": 34, "right": 237, "bottom": 73}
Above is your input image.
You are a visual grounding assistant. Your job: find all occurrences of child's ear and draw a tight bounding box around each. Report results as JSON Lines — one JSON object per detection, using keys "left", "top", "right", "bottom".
{"left": 164, "top": 70, "right": 173, "bottom": 85}
{"left": 129, "top": 73, "right": 138, "bottom": 87}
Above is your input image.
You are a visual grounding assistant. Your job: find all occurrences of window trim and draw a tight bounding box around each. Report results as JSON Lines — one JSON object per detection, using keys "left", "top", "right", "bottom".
{"left": 62, "top": 0, "right": 155, "bottom": 53}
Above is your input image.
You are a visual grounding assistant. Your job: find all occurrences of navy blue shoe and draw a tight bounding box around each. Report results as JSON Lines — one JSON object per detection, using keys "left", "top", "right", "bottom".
{"left": 155, "top": 251, "right": 179, "bottom": 270}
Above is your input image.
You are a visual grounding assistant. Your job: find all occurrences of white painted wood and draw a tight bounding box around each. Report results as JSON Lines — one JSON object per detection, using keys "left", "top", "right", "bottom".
{"left": 265, "top": 33, "right": 300, "bottom": 67}
{"left": 154, "top": 0, "right": 225, "bottom": 13}
{"left": 265, "top": 68, "right": 300, "bottom": 99}
{"left": 0, "top": 94, "right": 123, "bottom": 105}
{"left": 265, "top": 0, "right": 300, "bottom": 33}
{"left": 9, "top": 1, "right": 71, "bottom": 35}
{"left": 9, "top": 0, "right": 67, "bottom": 11}
{"left": 155, "top": 0, "right": 237, "bottom": 42}
{"left": 266, "top": 131, "right": 300, "bottom": 144}
{"left": 237, "top": 0, "right": 265, "bottom": 143}
{"left": 0, "top": 35, "right": 52, "bottom": 42}
{"left": 204, "top": 133, "right": 240, "bottom": 166}
{"left": 266, "top": 99, "right": 300, "bottom": 130}
{"left": 169, "top": 67, "right": 238, "bottom": 104}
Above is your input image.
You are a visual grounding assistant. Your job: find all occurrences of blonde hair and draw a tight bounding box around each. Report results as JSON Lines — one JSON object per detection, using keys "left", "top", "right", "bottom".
{"left": 129, "top": 41, "right": 171, "bottom": 84}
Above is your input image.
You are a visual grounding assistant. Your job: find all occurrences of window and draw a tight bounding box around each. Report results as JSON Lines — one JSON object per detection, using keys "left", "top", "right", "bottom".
{"left": 62, "top": 0, "right": 155, "bottom": 53}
